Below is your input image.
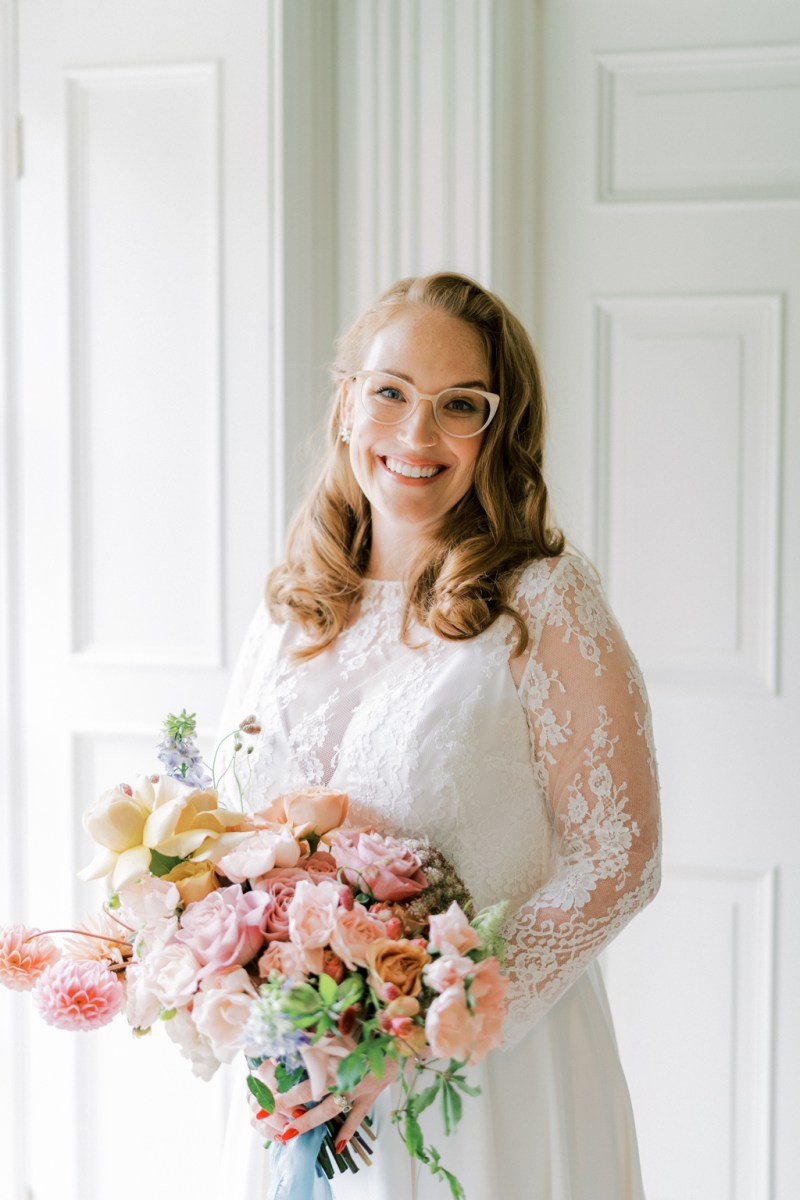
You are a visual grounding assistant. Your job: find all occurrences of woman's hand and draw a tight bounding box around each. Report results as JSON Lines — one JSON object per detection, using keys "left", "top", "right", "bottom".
{"left": 248, "top": 1057, "right": 399, "bottom": 1152}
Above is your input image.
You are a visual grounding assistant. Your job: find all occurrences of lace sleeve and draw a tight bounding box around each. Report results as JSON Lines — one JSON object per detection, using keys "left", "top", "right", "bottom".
{"left": 502, "top": 554, "right": 662, "bottom": 1046}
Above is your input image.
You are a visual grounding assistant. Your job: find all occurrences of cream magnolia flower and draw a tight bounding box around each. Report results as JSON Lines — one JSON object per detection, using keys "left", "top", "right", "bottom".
{"left": 80, "top": 775, "right": 243, "bottom": 892}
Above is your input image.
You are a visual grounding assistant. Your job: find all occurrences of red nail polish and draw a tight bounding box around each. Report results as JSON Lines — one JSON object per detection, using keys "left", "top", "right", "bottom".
{"left": 256, "top": 1108, "right": 269, "bottom": 1121}
{"left": 335, "top": 1139, "right": 346, "bottom": 1156}
{"left": 282, "top": 1126, "right": 299, "bottom": 1142}
{"left": 291, "top": 1106, "right": 306, "bottom": 1119}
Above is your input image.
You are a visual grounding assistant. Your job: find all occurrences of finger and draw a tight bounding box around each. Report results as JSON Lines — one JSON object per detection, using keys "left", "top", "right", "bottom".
{"left": 275, "top": 1078, "right": 315, "bottom": 1110}
{"left": 274, "top": 1093, "right": 348, "bottom": 1139}
{"left": 334, "top": 1094, "right": 374, "bottom": 1149}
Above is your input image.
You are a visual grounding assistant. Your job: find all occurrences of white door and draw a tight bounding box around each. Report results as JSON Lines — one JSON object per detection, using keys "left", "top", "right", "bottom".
{"left": 1, "top": 3, "right": 275, "bottom": 1198}
{"left": 537, "top": 3, "right": 800, "bottom": 1197}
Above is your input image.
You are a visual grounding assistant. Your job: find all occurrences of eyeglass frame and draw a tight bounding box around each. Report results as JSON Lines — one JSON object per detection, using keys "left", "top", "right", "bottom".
{"left": 351, "top": 370, "right": 500, "bottom": 439}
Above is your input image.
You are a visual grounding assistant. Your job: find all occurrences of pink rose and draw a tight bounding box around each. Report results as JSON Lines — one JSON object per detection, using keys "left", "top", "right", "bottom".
{"left": 251, "top": 868, "right": 312, "bottom": 942}
{"left": 126, "top": 961, "right": 162, "bottom": 1030}
{"left": 468, "top": 958, "right": 508, "bottom": 1063}
{"left": 428, "top": 902, "right": 482, "bottom": 957}
{"left": 329, "top": 831, "right": 427, "bottom": 902}
{"left": 117, "top": 876, "right": 181, "bottom": 927}
{"left": 215, "top": 826, "right": 302, "bottom": 884}
{"left": 305, "top": 851, "right": 339, "bottom": 882}
{"left": 257, "top": 940, "right": 307, "bottom": 981}
{"left": 423, "top": 953, "right": 474, "bottom": 994}
{"left": 287, "top": 880, "right": 342, "bottom": 974}
{"left": 192, "top": 967, "right": 258, "bottom": 1063}
{"left": 144, "top": 941, "right": 202, "bottom": 1009}
{"left": 425, "top": 984, "right": 474, "bottom": 1063}
{"left": 328, "top": 902, "right": 387, "bottom": 971}
{"left": 163, "top": 1007, "right": 219, "bottom": 1080}
{"left": 174, "top": 884, "right": 270, "bottom": 978}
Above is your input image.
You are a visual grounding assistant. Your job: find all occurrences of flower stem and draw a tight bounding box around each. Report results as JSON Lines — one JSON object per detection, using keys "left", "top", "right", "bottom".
{"left": 23, "top": 929, "right": 131, "bottom": 948}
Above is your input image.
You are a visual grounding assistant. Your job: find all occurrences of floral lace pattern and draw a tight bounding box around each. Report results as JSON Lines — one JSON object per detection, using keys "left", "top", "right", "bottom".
{"left": 218, "top": 553, "right": 661, "bottom": 1047}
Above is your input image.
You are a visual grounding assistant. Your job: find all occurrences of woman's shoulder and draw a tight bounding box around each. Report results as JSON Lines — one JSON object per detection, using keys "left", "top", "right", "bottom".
{"left": 509, "top": 547, "right": 605, "bottom": 614}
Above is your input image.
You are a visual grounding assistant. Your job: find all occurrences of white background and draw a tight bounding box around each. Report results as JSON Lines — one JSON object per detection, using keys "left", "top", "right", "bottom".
{"left": 1, "top": 2, "right": 799, "bottom": 1198}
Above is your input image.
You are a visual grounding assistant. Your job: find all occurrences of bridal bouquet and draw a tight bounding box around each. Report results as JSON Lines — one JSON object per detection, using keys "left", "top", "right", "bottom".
{"left": 0, "top": 712, "right": 508, "bottom": 1200}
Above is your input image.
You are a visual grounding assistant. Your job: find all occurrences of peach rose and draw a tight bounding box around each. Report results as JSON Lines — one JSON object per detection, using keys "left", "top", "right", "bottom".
{"left": 468, "top": 957, "right": 508, "bottom": 1064}
{"left": 427, "top": 902, "right": 482, "bottom": 957}
{"left": 365, "top": 937, "right": 430, "bottom": 1000}
{"left": 257, "top": 940, "right": 307, "bottom": 981}
{"left": 328, "top": 903, "right": 386, "bottom": 971}
{"left": 423, "top": 953, "right": 474, "bottom": 994}
{"left": 425, "top": 984, "right": 473, "bottom": 1062}
{"left": 287, "top": 880, "right": 342, "bottom": 974}
{"left": 255, "top": 787, "right": 349, "bottom": 839}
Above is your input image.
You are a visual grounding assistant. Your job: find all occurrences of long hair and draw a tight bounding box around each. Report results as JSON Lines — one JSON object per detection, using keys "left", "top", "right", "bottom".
{"left": 267, "top": 272, "right": 564, "bottom": 657}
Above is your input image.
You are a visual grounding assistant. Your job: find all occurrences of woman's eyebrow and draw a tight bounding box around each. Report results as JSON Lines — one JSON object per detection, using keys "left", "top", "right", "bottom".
{"left": 379, "top": 368, "right": 489, "bottom": 390}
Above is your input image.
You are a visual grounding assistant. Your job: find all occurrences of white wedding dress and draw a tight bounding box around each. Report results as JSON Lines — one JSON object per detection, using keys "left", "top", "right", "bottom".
{"left": 215, "top": 552, "right": 661, "bottom": 1200}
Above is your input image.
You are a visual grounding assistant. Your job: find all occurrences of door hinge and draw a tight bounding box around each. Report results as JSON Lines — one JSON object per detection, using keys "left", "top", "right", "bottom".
{"left": 16, "top": 115, "right": 23, "bottom": 179}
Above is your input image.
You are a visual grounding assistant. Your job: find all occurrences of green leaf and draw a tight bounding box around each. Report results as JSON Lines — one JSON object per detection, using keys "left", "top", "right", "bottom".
{"left": 444, "top": 1081, "right": 462, "bottom": 1130}
{"left": 442, "top": 1167, "right": 466, "bottom": 1199}
{"left": 305, "top": 831, "right": 321, "bottom": 855}
{"left": 317, "top": 971, "right": 337, "bottom": 1006}
{"left": 274, "top": 1062, "right": 305, "bottom": 1094}
{"left": 408, "top": 1080, "right": 440, "bottom": 1117}
{"left": 246, "top": 1074, "right": 275, "bottom": 1114}
{"left": 283, "top": 982, "right": 324, "bottom": 1016}
{"left": 335, "top": 975, "right": 364, "bottom": 1007}
{"left": 148, "top": 849, "right": 185, "bottom": 877}
{"left": 337, "top": 1049, "right": 369, "bottom": 1092}
{"left": 404, "top": 1113, "right": 425, "bottom": 1159}
{"left": 451, "top": 1073, "right": 481, "bottom": 1098}
{"left": 365, "top": 1039, "right": 386, "bottom": 1080}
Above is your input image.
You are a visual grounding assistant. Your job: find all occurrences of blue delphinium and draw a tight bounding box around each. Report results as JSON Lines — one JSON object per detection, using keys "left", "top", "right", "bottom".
{"left": 157, "top": 710, "right": 213, "bottom": 789}
{"left": 243, "top": 979, "right": 311, "bottom": 1068}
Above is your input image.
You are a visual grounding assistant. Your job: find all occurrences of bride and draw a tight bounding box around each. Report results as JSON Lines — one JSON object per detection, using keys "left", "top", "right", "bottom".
{"left": 217, "top": 271, "right": 661, "bottom": 1199}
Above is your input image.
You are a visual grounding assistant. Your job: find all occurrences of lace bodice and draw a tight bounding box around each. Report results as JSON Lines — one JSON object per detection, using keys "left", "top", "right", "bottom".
{"left": 218, "top": 553, "right": 661, "bottom": 1046}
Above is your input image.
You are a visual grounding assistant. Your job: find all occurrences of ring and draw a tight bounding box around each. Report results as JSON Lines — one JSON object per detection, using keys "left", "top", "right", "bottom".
{"left": 332, "top": 1092, "right": 352, "bottom": 1114}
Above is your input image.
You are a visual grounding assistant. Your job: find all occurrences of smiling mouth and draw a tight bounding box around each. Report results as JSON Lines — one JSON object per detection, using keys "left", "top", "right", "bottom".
{"left": 381, "top": 455, "right": 445, "bottom": 479}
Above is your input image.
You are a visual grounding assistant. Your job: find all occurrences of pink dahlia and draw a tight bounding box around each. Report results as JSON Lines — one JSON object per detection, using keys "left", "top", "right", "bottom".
{"left": 0, "top": 924, "right": 60, "bottom": 991}
{"left": 33, "top": 959, "right": 123, "bottom": 1031}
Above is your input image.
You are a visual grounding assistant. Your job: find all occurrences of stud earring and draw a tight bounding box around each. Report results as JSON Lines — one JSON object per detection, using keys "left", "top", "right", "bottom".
{"left": 339, "top": 427, "right": 351, "bottom": 445}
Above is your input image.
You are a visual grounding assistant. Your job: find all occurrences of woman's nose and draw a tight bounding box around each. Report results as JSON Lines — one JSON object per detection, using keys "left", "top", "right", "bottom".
{"left": 399, "top": 397, "right": 439, "bottom": 447}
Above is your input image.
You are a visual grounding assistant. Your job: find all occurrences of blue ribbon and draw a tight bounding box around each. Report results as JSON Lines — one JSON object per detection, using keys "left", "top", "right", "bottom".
{"left": 269, "top": 1124, "right": 333, "bottom": 1200}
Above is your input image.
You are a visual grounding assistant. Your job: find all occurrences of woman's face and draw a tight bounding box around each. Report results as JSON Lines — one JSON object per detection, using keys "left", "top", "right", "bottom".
{"left": 343, "top": 306, "right": 490, "bottom": 557}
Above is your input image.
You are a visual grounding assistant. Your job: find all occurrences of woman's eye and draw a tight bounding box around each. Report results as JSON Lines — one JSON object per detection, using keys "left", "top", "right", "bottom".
{"left": 376, "top": 386, "right": 407, "bottom": 403}
{"left": 443, "top": 394, "right": 479, "bottom": 413}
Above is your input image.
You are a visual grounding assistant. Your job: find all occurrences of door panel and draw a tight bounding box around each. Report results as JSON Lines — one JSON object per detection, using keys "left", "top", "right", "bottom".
{"left": 538, "top": 3, "right": 800, "bottom": 1196}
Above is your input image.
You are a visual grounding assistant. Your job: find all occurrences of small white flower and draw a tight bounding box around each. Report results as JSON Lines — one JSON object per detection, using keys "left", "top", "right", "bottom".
{"left": 588, "top": 764, "right": 612, "bottom": 797}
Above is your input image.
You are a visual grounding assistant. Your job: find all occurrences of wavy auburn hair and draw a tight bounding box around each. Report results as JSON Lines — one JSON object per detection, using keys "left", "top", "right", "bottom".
{"left": 267, "top": 272, "right": 564, "bottom": 657}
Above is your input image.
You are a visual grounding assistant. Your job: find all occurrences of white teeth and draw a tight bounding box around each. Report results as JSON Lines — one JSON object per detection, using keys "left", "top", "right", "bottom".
{"left": 383, "top": 456, "right": 443, "bottom": 479}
